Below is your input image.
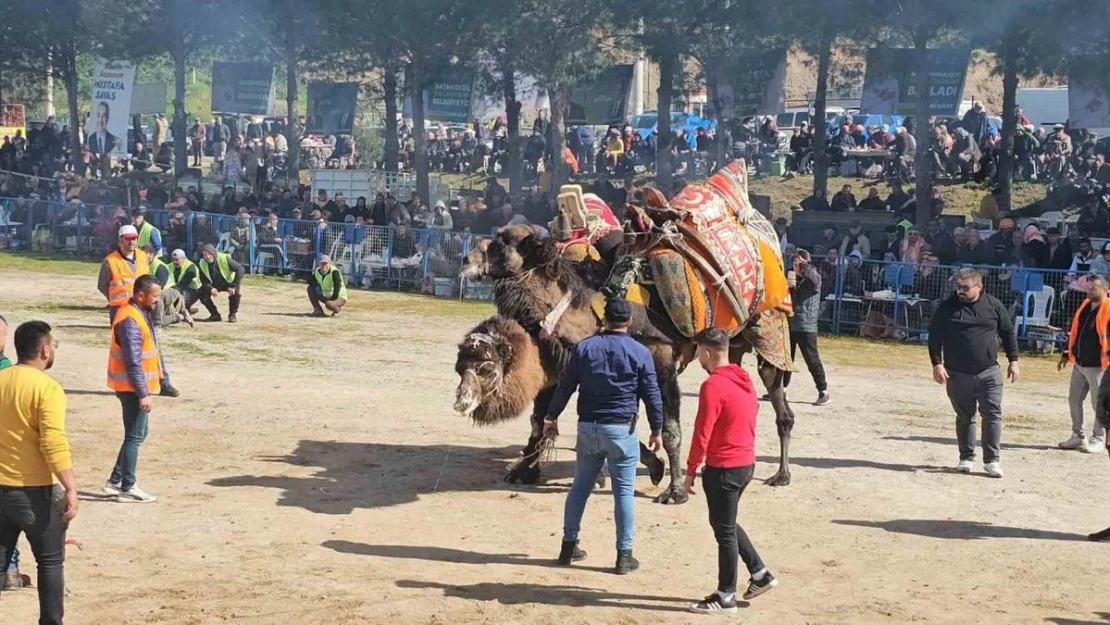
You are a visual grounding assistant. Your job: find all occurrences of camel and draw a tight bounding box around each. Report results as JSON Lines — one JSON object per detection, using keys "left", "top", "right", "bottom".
{"left": 454, "top": 163, "right": 796, "bottom": 504}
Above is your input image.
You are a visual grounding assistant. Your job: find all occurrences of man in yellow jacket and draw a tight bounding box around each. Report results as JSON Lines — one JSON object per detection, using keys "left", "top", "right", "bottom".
{"left": 0, "top": 320, "right": 79, "bottom": 622}
{"left": 308, "top": 255, "right": 348, "bottom": 317}
{"left": 1058, "top": 276, "right": 1110, "bottom": 453}
{"left": 105, "top": 274, "right": 163, "bottom": 503}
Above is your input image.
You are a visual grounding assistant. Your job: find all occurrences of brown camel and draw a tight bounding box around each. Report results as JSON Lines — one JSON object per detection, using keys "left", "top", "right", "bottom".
{"left": 454, "top": 224, "right": 796, "bottom": 505}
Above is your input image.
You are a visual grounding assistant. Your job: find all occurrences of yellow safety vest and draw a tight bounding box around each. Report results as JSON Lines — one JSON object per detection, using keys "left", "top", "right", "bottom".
{"left": 107, "top": 303, "right": 162, "bottom": 394}
{"left": 136, "top": 221, "right": 160, "bottom": 251}
{"left": 313, "top": 267, "right": 348, "bottom": 301}
{"left": 173, "top": 259, "right": 201, "bottom": 290}
{"left": 150, "top": 257, "right": 174, "bottom": 289}
{"left": 199, "top": 252, "right": 235, "bottom": 285}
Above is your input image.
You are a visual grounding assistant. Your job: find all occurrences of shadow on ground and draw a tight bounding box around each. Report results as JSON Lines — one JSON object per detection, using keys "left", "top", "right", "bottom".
{"left": 207, "top": 440, "right": 584, "bottom": 514}
{"left": 394, "top": 579, "right": 706, "bottom": 613}
{"left": 882, "top": 435, "right": 1056, "bottom": 452}
{"left": 65, "top": 389, "right": 117, "bottom": 397}
{"left": 1045, "top": 612, "right": 1110, "bottom": 625}
{"left": 833, "top": 519, "right": 1087, "bottom": 541}
{"left": 756, "top": 455, "right": 932, "bottom": 473}
{"left": 324, "top": 541, "right": 612, "bottom": 574}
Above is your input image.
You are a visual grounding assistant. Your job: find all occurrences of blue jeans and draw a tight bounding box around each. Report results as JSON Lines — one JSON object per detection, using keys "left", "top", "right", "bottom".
{"left": 4, "top": 546, "right": 16, "bottom": 573}
{"left": 563, "top": 422, "right": 639, "bottom": 552}
{"left": 110, "top": 393, "right": 150, "bottom": 490}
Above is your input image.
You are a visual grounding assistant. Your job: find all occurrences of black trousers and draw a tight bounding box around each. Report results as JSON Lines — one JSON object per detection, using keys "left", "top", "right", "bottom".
{"left": 199, "top": 286, "right": 240, "bottom": 316}
{"left": 0, "top": 485, "right": 67, "bottom": 625}
{"left": 784, "top": 330, "right": 827, "bottom": 393}
{"left": 702, "top": 465, "right": 765, "bottom": 595}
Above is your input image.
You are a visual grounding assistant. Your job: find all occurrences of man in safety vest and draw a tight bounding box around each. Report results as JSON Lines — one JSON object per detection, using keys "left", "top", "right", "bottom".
{"left": 170, "top": 248, "right": 201, "bottom": 311}
{"left": 145, "top": 246, "right": 192, "bottom": 329}
{"left": 198, "top": 243, "right": 245, "bottom": 323}
{"left": 132, "top": 207, "right": 163, "bottom": 257}
{"left": 105, "top": 274, "right": 162, "bottom": 503}
{"left": 97, "top": 225, "right": 150, "bottom": 322}
{"left": 308, "top": 255, "right": 348, "bottom": 317}
{"left": 1058, "top": 275, "right": 1110, "bottom": 453}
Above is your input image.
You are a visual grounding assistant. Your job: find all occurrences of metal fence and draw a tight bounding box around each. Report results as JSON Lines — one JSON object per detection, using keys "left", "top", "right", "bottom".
{"left": 813, "top": 257, "right": 1080, "bottom": 349}
{"left": 0, "top": 197, "right": 493, "bottom": 301}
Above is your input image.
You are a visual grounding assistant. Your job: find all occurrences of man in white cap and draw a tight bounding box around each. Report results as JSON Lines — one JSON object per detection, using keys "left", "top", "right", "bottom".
{"left": 308, "top": 255, "right": 347, "bottom": 317}
{"left": 98, "top": 225, "right": 150, "bottom": 323}
{"left": 170, "top": 249, "right": 201, "bottom": 313}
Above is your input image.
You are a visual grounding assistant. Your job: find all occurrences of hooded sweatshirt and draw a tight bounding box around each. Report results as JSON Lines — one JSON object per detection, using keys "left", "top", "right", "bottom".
{"left": 686, "top": 364, "right": 758, "bottom": 475}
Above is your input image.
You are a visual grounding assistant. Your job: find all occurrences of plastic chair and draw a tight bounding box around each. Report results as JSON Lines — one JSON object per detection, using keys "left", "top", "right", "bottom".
{"left": 1015, "top": 285, "right": 1056, "bottom": 331}
{"left": 215, "top": 232, "right": 231, "bottom": 253}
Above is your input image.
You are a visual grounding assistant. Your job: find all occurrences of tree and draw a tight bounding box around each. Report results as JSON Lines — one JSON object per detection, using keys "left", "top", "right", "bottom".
{"left": 477, "top": 0, "right": 532, "bottom": 202}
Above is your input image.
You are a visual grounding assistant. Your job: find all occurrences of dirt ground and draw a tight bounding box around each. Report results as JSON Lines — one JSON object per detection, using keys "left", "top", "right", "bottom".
{"left": 2, "top": 257, "right": 1109, "bottom": 625}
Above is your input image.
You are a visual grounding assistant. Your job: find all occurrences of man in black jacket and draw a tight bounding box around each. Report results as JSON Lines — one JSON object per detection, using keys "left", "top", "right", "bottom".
{"left": 928, "top": 268, "right": 1019, "bottom": 478}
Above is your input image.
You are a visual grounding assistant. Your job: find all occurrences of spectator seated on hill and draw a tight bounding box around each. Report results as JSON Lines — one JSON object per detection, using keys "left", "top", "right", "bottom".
{"left": 859, "top": 187, "right": 886, "bottom": 211}
{"left": 831, "top": 185, "right": 857, "bottom": 212}
{"left": 886, "top": 182, "right": 910, "bottom": 215}
{"left": 801, "top": 189, "right": 831, "bottom": 212}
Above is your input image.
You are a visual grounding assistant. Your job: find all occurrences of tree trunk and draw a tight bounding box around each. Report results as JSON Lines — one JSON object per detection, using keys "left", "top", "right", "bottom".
{"left": 62, "top": 46, "right": 81, "bottom": 175}
{"left": 411, "top": 56, "right": 430, "bottom": 204}
{"left": 382, "top": 68, "right": 399, "bottom": 171}
{"left": 655, "top": 49, "right": 676, "bottom": 196}
{"left": 912, "top": 27, "right": 933, "bottom": 227}
{"left": 707, "top": 65, "right": 728, "bottom": 174}
{"left": 812, "top": 28, "right": 833, "bottom": 198}
{"left": 172, "top": 44, "right": 187, "bottom": 176}
{"left": 504, "top": 66, "right": 522, "bottom": 203}
{"left": 997, "top": 35, "right": 1020, "bottom": 214}
{"left": 285, "top": 42, "right": 299, "bottom": 178}
{"left": 549, "top": 86, "right": 569, "bottom": 192}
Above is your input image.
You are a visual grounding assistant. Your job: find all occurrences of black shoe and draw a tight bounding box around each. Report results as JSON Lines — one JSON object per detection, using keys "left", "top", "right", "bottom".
{"left": 689, "top": 592, "right": 738, "bottom": 614}
{"left": 159, "top": 384, "right": 180, "bottom": 398}
{"left": 815, "top": 392, "right": 831, "bottom": 406}
{"left": 557, "top": 540, "right": 586, "bottom": 565}
{"left": 203, "top": 314, "right": 222, "bottom": 322}
{"left": 310, "top": 310, "right": 326, "bottom": 318}
{"left": 228, "top": 313, "right": 238, "bottom": 323}
{"left": 743, "top": 572, "right": 778, "bottom": 600}
{"left": 615, "top": 550, "right": 639, "bottom": 575}
{"left": 1089, "top": 526, "right": 1110, "bottom": 542}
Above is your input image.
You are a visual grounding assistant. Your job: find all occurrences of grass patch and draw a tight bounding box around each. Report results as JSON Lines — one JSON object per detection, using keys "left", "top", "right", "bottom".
{"left": 0, "top": 252, "right": 100, "bottom": 277}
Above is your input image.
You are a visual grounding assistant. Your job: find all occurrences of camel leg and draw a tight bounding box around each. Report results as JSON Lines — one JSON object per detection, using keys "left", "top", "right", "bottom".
{"left": 505, "top": 387, "right": 555, "bottom": 485}
{"left": 760, "top": 360, "right": 795, "bottom": 487}
{"left": 653, "top": 367, "right": 688, "bottom": 505}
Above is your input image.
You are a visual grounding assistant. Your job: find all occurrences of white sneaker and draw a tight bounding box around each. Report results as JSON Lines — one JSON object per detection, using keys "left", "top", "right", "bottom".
{"left": 956, "top": 459, "right": 973, "bottom": 473}
{"left": 117, "top": 485, "right": 157, "bottom": 503}
{"left": 1081, "top": 439, "right": 1105, "bottom": 454}
{"left": 984, "top": 462, "right": 1004, "bottom": 478}
{"left": 1059, "top": 434, "right": 1087, "bottom": 450}
{"left": 102, "top": 480, "right": 122, "bottom": 495}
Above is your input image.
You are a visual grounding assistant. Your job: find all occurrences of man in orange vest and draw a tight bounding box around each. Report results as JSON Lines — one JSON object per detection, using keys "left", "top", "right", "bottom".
{"left": 97, "top": 226, "right": 179, "bottom": 398}
{"left": 1058, "top": 275, "right": 1110, "bottom": 453}
{"left": 104, "top": 274, "right": 163, "bottom": 503}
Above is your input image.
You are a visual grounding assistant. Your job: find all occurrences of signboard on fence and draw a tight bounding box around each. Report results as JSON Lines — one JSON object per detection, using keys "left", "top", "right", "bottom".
{"left": 211, "top": 62, "right": 275, "bottom": 116}
{"left": 88, "top": 58, "right": 136, "bottom": 157}
{"left": 0, "top": 104, "right": 25, "bottom": 140}
{"left": 860, "top": 48, "right": 970, "bottom": 116}
{"left": 131, "top": 83, "right": 168, "bottom": 115}
{"left": 306, "top": 82, "right": 359, "bottom": 135}
{"left": 566, "top": 64, "right": 634, "bottom": 126}
{"left": 1068, "top": 57, "right": 1110, "bottom": 129}
{"left": 713, "top": 50, "right": 787, "bottom": 119}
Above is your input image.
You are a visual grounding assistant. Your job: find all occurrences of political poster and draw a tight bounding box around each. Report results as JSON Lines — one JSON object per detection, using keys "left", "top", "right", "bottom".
{"left": 1069, "top": 58, "right": 1110, "bottom": 130}
{"left": 211, "top": 62, "right": 275, "bottom": 116}
{"left": 88, "top": 59, "right": 136, "bottom": 157}
{"left": 0, "top": 104, "right": 25, "bottom": 141}
{"left": 425, "top": 67, "right": 476, "bottom": 123}
{"left": 860, "top": 48, "right": 970, "bottom": 116}
{"left": 713, "top": 50, "right": 787, "bottom": 119}
{"left": 566, "top": 64, "right": 634, "bottom": 126}
{"left": 307, "top": 82, "right": 359, "bottom": 135}
{"left": 131, "top": 83, "right": 168, "bottom": 115}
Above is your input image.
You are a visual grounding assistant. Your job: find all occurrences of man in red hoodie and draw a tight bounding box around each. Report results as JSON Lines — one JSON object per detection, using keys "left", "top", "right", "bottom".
{"left": 685, "top": 328, "right": 777, "bottom": 615}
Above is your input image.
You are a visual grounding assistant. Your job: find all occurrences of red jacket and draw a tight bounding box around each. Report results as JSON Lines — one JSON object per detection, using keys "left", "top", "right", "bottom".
{"left": 686, "top": 364, "right": 758, "bottom": 474}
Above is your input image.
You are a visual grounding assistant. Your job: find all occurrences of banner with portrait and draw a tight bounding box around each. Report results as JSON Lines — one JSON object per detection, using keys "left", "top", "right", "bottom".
{"left": 306, "top": 82, "right": 359, "bottom": 135}
{"left": 860, "top": 48, "right": 970, "bottom": 116}
{"left": 211, "top": 62, "right": 276, "bottom": 116}
{"left": 712, "top": 50, "right": 787, "bottom": 119}
{"left": 88, "top": 58, "right": 136, "bottom": 157}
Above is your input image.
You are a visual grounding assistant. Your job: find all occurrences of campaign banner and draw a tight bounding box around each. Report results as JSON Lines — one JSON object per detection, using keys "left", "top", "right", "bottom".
{"left": 860, "top": 48, "right": 970, "bottom": 116}
{"left": 131, "top": 83, "right": 168, "bottom": 115}
{"left": 425, "top": 67, "right": 476, "bottom": 123}
{"left": 1069, "top": 58, "right": 1110, "bottom": 129}
{"left": 211, "top": 62, "right": 275, "bottom": 116}
{"left": 307, "top": 82, "right": 359, "bottom": 135}
{"left": 0, "top": 104, "right": 25, "bottom": 140}
{"left": 713, "top": 50, "right": 787, "bottom": 119}
{"left": 88, "top": 58, "right": 136, "bottom": 157}
{"left": 566, "top": 64, "right": 634, "bottom": 126}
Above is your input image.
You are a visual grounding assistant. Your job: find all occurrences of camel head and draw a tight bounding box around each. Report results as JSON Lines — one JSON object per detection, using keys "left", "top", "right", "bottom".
{"left": 454, "top": 316, "right": 545, "bottom": 425}
{"left": 485, "top": 224, "right": 559, "bottom": 279}
{"left": 459, "top": 238, "right": 492, "bottom": 281}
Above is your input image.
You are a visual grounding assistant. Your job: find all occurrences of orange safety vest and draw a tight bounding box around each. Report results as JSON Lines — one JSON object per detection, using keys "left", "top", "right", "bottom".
{"left": 107, "top": 302, "right": 162, "bottom": 394}
{"left": 105, "top": 250, "right": 151, "bottom": 308}
{"left": 1067, "top": 298, "right": 1110, "bottom": 369}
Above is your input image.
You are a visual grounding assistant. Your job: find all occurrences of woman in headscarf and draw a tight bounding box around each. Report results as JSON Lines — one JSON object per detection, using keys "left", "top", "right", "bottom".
{"left": 1020, "top": 223, "right": 1047, "bottom": 268}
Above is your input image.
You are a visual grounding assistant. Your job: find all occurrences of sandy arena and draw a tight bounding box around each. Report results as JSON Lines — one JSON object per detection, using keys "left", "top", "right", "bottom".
{"left": 2, "top": 257, "right": 1109, "bottom": 625}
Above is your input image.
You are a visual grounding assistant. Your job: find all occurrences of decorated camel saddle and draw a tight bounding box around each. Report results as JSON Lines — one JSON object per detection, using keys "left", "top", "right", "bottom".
{"left": 548, "top": 185, "right": 622, "bottom": 264}
{"left": 615, "top": 161, "right": 792, "bottom": 369}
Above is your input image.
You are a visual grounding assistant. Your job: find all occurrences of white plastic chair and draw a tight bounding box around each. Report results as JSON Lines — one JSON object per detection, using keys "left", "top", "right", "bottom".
{"left": 1015, "top": 285, "right": 1055, "bottom": 330}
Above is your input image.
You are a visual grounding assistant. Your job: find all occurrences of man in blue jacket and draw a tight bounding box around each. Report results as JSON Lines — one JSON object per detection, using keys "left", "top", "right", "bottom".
{"left": 545, "top": 298, "right": 664, "bottom": 575}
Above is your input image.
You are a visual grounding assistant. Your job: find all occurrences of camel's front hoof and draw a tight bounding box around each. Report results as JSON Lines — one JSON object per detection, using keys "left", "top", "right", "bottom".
{"left": 765, "top": 470, "right": 791, "bottom": 487}
{"left": 654, "top": 485, "right": 689, "bottom": 505}
{"left": 504, "top": 464, "right": 541, "bottom": 485}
